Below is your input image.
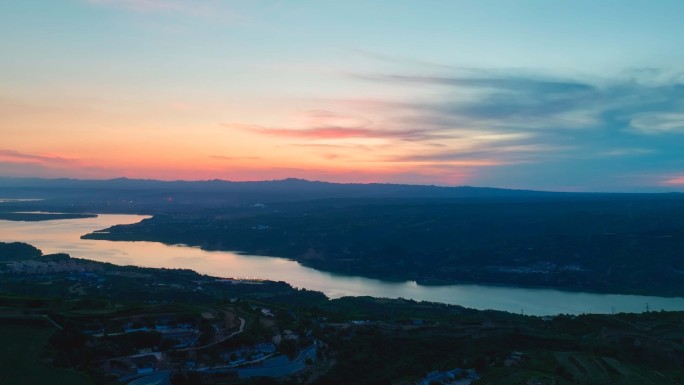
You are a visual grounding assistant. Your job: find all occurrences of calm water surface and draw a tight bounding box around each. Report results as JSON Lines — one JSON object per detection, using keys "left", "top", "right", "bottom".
{"left": 2, "top": 213, "right": 684, "bottom": 316}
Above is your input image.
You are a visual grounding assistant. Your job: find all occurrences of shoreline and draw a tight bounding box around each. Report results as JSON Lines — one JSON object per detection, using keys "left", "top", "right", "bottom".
{"left": 82, "top": 230, "right": 684, "bottom": 300}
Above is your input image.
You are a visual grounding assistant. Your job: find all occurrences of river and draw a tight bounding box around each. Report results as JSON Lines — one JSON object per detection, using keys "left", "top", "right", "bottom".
{"left": 2, "top": 213, "right": 684, "bottom": 316}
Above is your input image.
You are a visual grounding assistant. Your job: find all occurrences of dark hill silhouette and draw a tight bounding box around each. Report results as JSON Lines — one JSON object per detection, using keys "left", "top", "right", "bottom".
{"left": 0, "top": 177, "right": 567, "bottom": 213}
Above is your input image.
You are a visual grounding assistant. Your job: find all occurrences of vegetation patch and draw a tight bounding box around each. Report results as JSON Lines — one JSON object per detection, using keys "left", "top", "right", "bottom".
{"left": 0, "top": 318, "right": 93, "bottom": 385}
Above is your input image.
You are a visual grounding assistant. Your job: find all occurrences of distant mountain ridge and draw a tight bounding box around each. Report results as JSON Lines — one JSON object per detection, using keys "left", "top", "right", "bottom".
{"left": 3, "top": 176, "right": 680, "bottom": 218}
{"left": 0, "top": 176, "right": 560, "bottom": 199}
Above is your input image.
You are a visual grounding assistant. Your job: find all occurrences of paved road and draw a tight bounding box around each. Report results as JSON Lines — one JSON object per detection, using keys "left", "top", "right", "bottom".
{"left": 179, "top": 317, "right": 245, "bottom": 351}
{"left": 237, "top": 344, "right": 317, "bottom": 379}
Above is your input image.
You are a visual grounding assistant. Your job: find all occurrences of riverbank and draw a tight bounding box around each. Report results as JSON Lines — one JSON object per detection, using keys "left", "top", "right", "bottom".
{"left": 85, "top": 224, "right": 684, "bottom": 300}
{"left": 3, "top": 214, "right": 684, "bottom": 315}
{"left": 79, "top": 200, "right": 684, "bottom": 300}
{"left": 0, "top": 212, "right": 97, "bottom": 221}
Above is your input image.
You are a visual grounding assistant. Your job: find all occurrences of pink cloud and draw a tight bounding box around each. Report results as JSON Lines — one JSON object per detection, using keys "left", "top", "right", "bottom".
{"left": 225, "top": 108, "right": 449, "bottom": 142}
{"left": 251, "top": 126, "right": 378, "bottom": 140}
{"left": 226, "top": 123, "right": 443, "bottom": 141}
{"left": 662, "top": 176, "right": 684, "bottom": 185}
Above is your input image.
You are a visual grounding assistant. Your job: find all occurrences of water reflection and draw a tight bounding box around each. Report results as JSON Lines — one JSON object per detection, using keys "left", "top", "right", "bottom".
{"left": 1, "top": 214, "right": 683, "bottom": 316}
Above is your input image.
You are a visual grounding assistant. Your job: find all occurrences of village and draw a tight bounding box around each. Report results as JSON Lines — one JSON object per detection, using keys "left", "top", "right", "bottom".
{"left": 4, "top": 243, "right": 683, "bottom": 385}
{"left": 0, "top": 251, "right": 485, "bottom": 385}
{"left": 0, "top": 249, "right": 328, "bottom": 384}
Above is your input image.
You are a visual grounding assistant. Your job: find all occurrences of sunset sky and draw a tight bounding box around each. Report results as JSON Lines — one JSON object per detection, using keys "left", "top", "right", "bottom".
{"left": 3, "top": 1, "right": 684, "bottom": 191}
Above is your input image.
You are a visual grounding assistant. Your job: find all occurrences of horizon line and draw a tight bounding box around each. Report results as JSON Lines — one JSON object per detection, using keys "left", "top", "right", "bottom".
{"left": 1, "top": 175, "right": 682, "bottom": 195}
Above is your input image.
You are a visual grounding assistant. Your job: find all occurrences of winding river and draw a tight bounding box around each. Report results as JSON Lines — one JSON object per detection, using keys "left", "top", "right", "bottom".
{"left": 2, "top": 213, "right": 684, "bottom": 316}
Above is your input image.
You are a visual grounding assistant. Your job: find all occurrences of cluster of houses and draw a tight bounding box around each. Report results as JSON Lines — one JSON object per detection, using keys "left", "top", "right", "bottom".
{"left": 504, "top": 351, "right": 526, "bottom": 366}
{"left": 103, "top": 352, "right": 166, "bottom": 378}
{"left": 493, "top": 261, "right": 585, "bottom": 275}
{"left": 221, "top": 342, "right": 277, "bottom": 365}
{"left": 235, "top": 343, "right": 318, "bottom": 380}
{"left": 4, "top": 259, "right": 102, "bottom": 275}
{"left": 122, "top": 318, "right": 199, "bottom": 349}
{"left": 85, "top": 317, "right": 200, "bottom": 349}
{"left": 415, "top": 368, "right": 478, "bottom": 385}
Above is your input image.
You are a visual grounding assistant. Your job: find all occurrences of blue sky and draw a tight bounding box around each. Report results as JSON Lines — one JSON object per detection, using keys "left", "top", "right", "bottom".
{"left": 2, "top": 0, "right": 684, "bottom": 191}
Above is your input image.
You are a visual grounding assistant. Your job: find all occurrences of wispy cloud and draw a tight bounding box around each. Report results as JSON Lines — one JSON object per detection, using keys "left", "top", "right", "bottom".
{"left": 290, "top": 143, "right": 372, "bottom": 150}
{"left": 230, "top": 123, "right": 442, "bottom": 141}
{"left": 210, "top": 155, "right": 261, "bottom": 161}
{"left": 0, "top": 151, "right": 119, "bottom": 179}
{"left": 222, "top": 64, "right": 684, "bottom": 190}
{"left": 662, "top": 176, "right": 684, "bottom": 186}
{"left": 85, "top": 0, "right": 243, "bottom": 23}
{"left": 630, "top": 113, "right": 684, "bottom": 134}
{"left": 391, "top": 144, "right": 566, "bottom": 164}
{"left": 597, "top": 148, "right": 656, "bottom": 157}
{"left": 243, "top": 125, "right": 377, "bottom": 140}
{"left": 224, "top": 108, "right": 451, "bottom": 142}
{"left": 337, "top": 67, "right": 684, "bottom": 187}
{"left": 359, "top": 73, "right": 595, "bottom": 94}
{"left": 358, "top": 68, "right": 684, "bottom": 135}
{"left": 297, "top": 109, "right": 373, "bottom": 129}
{"left": 0, "top": 149, "right": 77, "bottom": 164}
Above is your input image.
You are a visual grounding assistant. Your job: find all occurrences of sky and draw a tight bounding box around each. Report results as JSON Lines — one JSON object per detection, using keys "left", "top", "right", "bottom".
{"left": 2, "top": 1, "right": 684, "bottom": 192}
